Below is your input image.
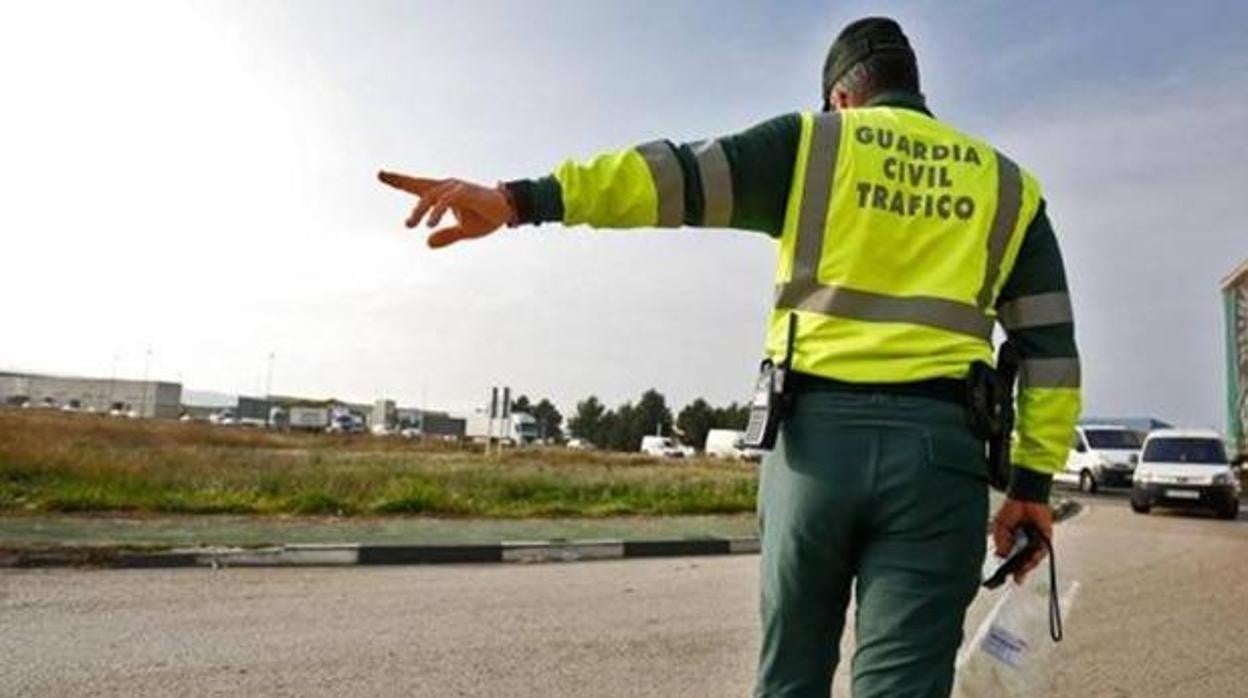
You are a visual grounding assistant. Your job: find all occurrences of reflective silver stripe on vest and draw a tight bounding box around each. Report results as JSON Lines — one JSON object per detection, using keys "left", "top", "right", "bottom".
{"left": 776, "top": 281, "right": 994, "bottom": 338}
{"left": 998, "top": 292, "right": 1073, "bottom": 330}
{"left": 791, "top": 114, "right": 842, "bottom": 283}
{"left": 977, "top": 152, "right": 1023, "bottom": 309}
{"left": 637, "top": 140, "right": 685, "bottom": 228}
{"left": 691, "top": 140, "right": 733, "bottom": 227}
{"left": 1020, "top": 358, "right": 1081, "bottom": 388}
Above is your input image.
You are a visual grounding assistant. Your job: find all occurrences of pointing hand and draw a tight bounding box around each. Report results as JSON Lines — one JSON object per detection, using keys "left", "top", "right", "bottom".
{"left": 378, "top": 171, "right": 515, "bottom": 249}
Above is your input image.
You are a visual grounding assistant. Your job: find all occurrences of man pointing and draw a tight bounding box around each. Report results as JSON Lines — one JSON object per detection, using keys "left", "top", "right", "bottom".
{"left": 381, "top": 17, "right": 1080, "bottom": 698}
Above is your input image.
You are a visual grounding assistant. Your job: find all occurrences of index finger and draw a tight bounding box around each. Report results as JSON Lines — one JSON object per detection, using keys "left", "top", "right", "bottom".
{"left": 378, "top": 170, "right": 443, "bottom": 195}
{"left": 991, "top": 521, "right": 1014, "bottom": 557}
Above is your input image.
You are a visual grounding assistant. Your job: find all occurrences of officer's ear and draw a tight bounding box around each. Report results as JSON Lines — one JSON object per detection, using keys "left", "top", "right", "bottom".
{"left": 827, "top": 87, "right": 852, "bottom": 112}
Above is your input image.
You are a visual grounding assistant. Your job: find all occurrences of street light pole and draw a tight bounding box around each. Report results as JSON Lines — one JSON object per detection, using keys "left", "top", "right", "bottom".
{"left": 107, "top": 353, "right": 118, "bottom": 411}
{"left": 265, "top": 352, "right": 275, "bottom": 398}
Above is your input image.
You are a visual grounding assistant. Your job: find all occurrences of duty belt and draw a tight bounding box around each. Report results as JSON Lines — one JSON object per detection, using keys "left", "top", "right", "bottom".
{"left": 787, "top": 372, "right": 968, "bottom": 408}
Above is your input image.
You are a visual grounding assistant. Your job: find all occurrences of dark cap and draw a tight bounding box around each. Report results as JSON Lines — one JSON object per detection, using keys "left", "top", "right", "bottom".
{"left": 822, "top": 17, "right": 914, "bottom": 108}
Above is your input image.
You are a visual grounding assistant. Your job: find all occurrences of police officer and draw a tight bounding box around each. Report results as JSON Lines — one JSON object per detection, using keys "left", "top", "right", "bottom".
{"left": 380, "top": 16, "right": 1080, "bottom": 698}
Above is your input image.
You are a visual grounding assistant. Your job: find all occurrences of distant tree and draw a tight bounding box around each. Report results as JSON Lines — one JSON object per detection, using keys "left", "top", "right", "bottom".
{"left": 507, "top": 394, "right": 561, "bottom": 441}
{"left": 713, "top": 401, "right": 750, "bottom": 430}
{"left": 569, "top": 390, "right": 678, "bottom": 452}
{"left": 568, "top": 396, "right": 606, "bottom": 444}
{"left": 531, "top": 398, "right": 564, "bottom": 442}
{"left": 675, "top": 399, "right": 752, "bottom": 451}
{"left": 608, "top": 402, "right": 636, "bottom": 451}
{"left": 677, "top": 398, "right": 717, "bottom": 451}
{"left": 633, "top": 389, "right": 673, "bottom": 444}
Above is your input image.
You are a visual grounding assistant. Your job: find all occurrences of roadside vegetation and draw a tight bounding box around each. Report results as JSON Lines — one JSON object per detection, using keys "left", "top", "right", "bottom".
{"left": 0, "top": 411, "right": 757, "bottom": 518}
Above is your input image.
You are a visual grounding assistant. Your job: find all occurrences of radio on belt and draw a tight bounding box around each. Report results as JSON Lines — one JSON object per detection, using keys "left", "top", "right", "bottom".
{"left": 742, "top": 313, "right": 797, "bottom": 450}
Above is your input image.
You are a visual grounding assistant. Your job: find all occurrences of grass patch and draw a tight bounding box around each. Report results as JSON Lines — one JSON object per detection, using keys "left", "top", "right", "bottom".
{"left": 0, "top": 410, "right": 757, "bottom": 518}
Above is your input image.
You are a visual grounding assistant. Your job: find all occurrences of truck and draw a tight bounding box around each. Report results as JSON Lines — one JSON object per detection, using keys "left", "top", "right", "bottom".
{"left": 465, "top": 411, "right": 539, "bottom": 445}
{"left": 288, "top": 406, "right": 329, "bottom": 431}
{"left": 1223, "top": 260, "right": 1248, "bottom": 462}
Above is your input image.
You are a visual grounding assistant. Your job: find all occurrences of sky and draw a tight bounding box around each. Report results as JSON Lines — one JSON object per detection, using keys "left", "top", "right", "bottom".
{"left": 1, "top": 1, "right": 1246, "bottom": 427}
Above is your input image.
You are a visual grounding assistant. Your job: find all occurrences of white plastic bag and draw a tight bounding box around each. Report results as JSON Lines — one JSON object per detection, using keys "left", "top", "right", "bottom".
{"left": 952, "top": 559, "right": 1079, "bottom": 696}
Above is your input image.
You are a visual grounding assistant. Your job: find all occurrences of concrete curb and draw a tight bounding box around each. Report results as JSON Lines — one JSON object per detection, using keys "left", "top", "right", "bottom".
{"left": 2, "top": 499, "right": 1080, "bottom": 570}
{"left": 0, "top": 536, "right": 762, "bottom": 570}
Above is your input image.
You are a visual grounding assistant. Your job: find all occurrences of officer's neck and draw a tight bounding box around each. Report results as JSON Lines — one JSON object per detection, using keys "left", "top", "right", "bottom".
{"left": 864, "top": 90, "right": 932, "bottom": 116}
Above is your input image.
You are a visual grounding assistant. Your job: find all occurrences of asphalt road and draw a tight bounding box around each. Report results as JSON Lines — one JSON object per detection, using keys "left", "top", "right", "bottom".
{"left": 3, "top": 494, "right": 1246, "bottom": 697}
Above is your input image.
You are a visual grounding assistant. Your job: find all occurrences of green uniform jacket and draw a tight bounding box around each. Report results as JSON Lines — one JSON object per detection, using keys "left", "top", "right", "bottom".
{"left": 504, "top": 94, "right": 1079, "bottom": 502}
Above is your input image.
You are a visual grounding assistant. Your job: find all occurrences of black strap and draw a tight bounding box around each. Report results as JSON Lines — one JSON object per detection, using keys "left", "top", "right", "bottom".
{"left": 1036, "top": 532, "right": 1063, "bottom": 643}
{"left": 782, "top": 313, "right": 798, "bottom": 370}
{"left": 788, "top": 372, "right": 968, "bottom": 407}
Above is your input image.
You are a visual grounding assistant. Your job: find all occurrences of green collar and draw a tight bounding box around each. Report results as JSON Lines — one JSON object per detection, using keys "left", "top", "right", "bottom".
{"left": 865, "top": 90, "right": 932, "bottom": 116}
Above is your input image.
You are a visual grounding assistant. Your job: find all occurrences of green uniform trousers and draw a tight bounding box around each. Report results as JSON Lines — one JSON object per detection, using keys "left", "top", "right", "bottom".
{"left": 755, "top": 390, "right": 988, "bottom": 698}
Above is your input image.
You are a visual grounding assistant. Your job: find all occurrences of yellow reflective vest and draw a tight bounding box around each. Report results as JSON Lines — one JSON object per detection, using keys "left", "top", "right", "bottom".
{"left": 768, "top": 108, "right": 1039, "bottom": 380}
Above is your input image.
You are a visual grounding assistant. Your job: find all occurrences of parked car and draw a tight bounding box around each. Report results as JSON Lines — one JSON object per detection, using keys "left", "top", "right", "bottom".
{"left": 1055, "top": 425, "right": 1143, "bottom": 494}
{"left": 1130, "top": 429, "right": 1241, "bottom": 519}
{"left": 208, "top": 410, "right": 237, "bottom": 426}
{"left": 565, "top": 438, "right": 594, "bottom": 451}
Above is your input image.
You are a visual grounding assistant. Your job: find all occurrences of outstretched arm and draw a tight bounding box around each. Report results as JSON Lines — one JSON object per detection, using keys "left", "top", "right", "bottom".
{"left": 379, "top": 113, "right": 802, "bottom": 248}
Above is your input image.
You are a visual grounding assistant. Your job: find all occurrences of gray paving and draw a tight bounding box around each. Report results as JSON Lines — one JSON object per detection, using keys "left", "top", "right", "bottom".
{"left": 2, "top": 497, "right": 1245, "bottom": 697}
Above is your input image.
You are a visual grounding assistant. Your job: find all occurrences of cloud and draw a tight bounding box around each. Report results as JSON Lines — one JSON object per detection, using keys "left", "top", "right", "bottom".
{"left": 995, "top": 70, "right": 1248, "bottom": 427}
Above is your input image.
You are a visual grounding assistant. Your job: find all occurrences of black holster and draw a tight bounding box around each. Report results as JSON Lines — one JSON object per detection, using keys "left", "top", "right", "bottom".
{"left": 967, "top": 341, "right": 1021, "bottom": 492}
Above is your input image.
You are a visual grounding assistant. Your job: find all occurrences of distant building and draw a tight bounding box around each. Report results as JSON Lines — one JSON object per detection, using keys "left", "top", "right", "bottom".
{"left": 236, "top": 396, "right": 274, "bottom": 424}
{"left": 424, "top": 411, "right": 467, "bottom": 439}
{"left": 0, "top": 370, "right": 181, "bottom": 418}
{"left": 1223, "top": 259, "right": 1248, "bottom": 458}
{"left": 395, "top": 407, "right": 466, "bottom": 439}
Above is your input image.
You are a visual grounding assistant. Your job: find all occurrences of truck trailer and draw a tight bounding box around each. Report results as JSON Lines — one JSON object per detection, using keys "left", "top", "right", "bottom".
{"left": 1223, "top": 260, "right": 1248, "bottom": 461}
{"left": 288, "top": 406, "right": 330, "bottom": 431}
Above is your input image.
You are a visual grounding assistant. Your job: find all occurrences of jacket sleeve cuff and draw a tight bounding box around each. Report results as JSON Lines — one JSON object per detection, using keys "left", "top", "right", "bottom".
{"left": 504, "top": 176, "right": 564, "bottom": 225}
{"left": 1007, "top": 465, "right": 1053, "bottom": 503}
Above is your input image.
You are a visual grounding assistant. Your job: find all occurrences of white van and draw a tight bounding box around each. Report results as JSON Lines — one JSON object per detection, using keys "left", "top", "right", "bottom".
{"left": 1056, "top": 425, "right": 1143, "bottom": 493}
{"left": 705, "top": 429, "right": 746, "bottom": 459}
{"left": 704, "top": 429, "right": 764, "bottom": 462}
{"left": 640, "top": 435, "right": 690, "bottom": 458}
{"left": 1131, "top": 429, "right": 1241, "bottom": 519}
